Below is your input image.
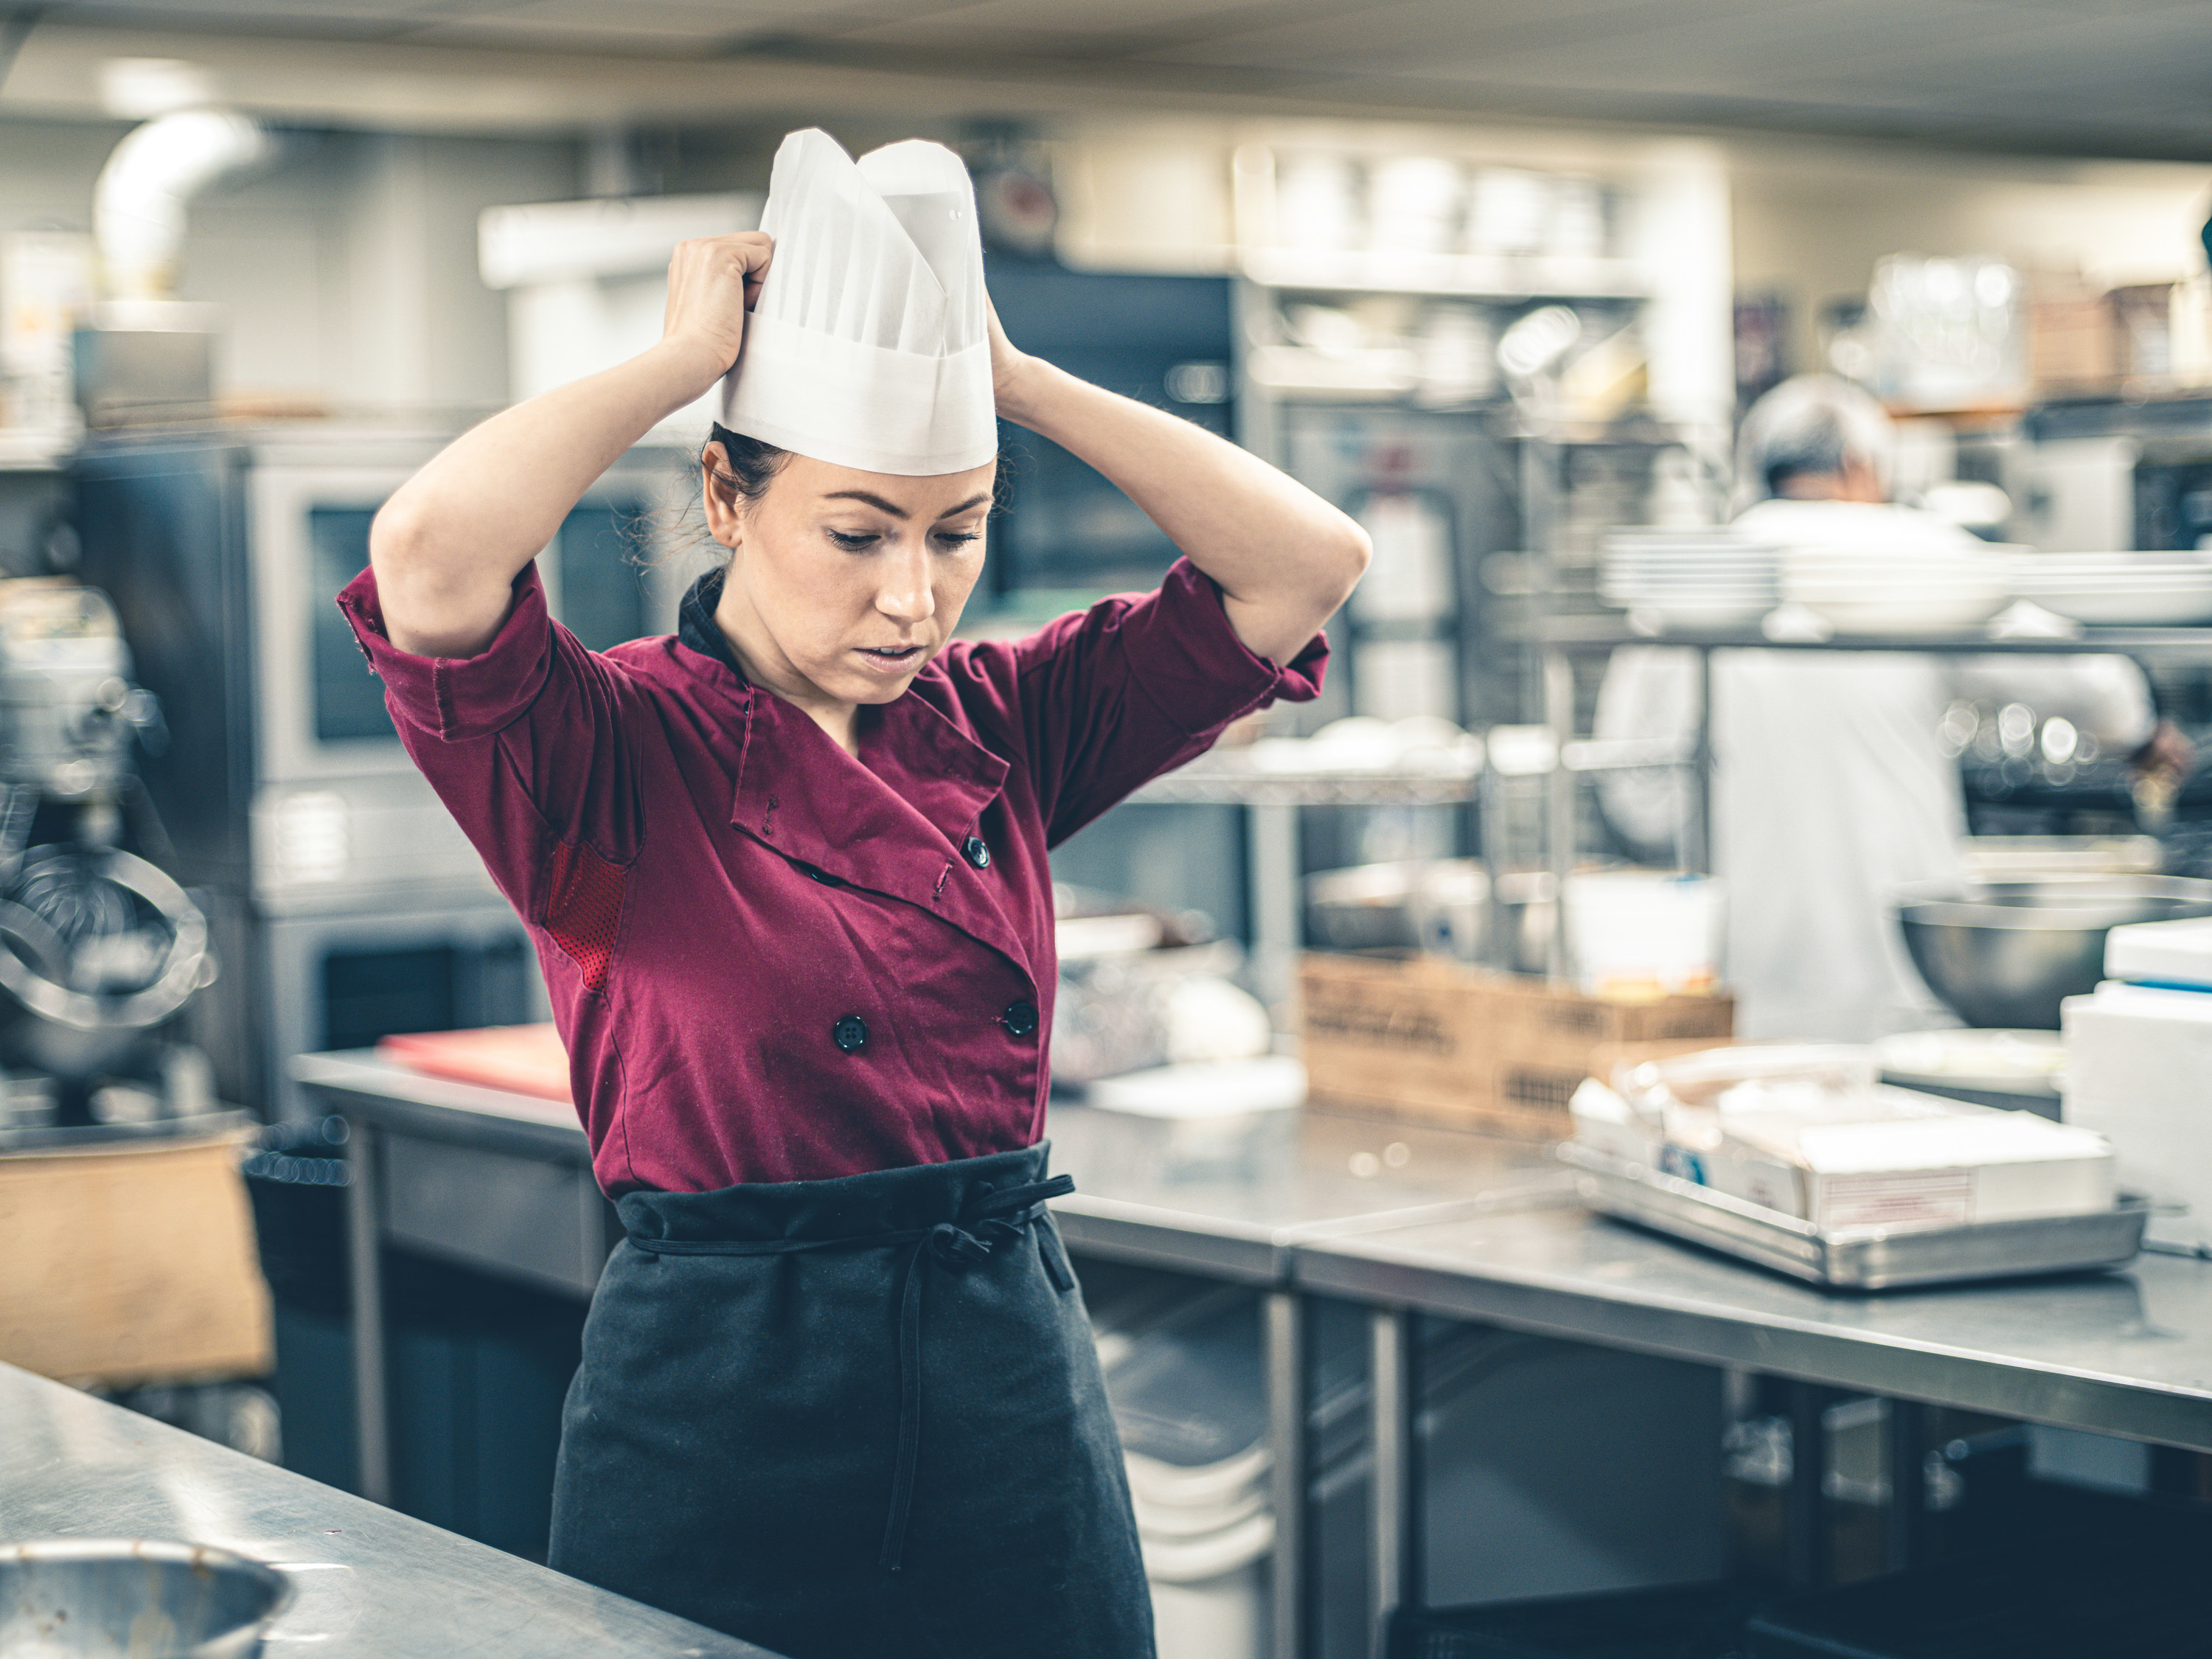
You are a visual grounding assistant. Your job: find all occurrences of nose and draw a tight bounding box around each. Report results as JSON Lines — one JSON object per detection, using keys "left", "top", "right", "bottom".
{"left": 874, "top": 539, "right": 936, "bottom": 627}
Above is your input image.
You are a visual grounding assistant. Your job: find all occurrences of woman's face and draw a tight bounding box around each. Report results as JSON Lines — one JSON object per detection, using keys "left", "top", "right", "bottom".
{"left": 702, "top": 447, "right": 995, "bottom": 714}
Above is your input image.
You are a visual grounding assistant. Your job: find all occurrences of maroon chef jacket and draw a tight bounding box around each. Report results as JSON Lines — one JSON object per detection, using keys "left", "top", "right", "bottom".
{"left": 338, "top": 557, "right": 1325, "bottom": 1196}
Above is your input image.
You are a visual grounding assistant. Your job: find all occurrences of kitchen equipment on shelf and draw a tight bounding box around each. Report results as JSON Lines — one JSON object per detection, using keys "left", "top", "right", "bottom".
{"left": 0, "top": 580, "right": 218, "bottom": 1128}
{"left": 1563, "top": 870, "right": 1724, "bottom": 998}
{"left": 1599, "top": 527, "right": 1781, "bottom": 627}
{"left": 1893, "top": 875, "right": 2212, "bottom": 1029}
{"left": 0, "top": 1537, "right": 291, "bottom": 1658}
{"left": 2062, "top": 914, "right": 2212, "bottom": 1255}
{"left": 1874, "top": 1028, "right": 2064, "bottom": 1117}
{"left": 2003, "top": 549, "right": 2212, "bottom": 626}
{"left": 1779, "top": 542, "right": 2011, "bottom": 635}
{"left": 1304, "top": 858, "right": 1545, "bottom": 973}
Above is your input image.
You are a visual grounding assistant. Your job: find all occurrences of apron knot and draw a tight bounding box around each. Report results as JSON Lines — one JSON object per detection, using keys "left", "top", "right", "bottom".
{"left": 926, "top": 1220, "right": 995, "bottom": 1267}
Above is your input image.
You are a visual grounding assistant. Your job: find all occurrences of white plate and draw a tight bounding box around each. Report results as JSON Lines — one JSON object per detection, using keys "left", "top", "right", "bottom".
{"left": 2027, "top": 586, "right": 2212, "bottom": 626}
{"left": 1798, "top": 595, "right": 2008, "bottom": 633}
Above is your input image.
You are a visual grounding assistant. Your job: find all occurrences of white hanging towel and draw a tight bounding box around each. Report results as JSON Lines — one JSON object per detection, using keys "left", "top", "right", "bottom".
{"left": 719, "top": 128, "right": 995, "bottom": 477}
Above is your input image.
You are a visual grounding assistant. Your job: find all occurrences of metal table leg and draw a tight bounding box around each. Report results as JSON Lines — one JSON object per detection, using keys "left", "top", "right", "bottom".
{"left": 344, "top": 1118, "right": 390, "bottom": 1506}
{"left": 1249, "top": 802, "right": 1301, "bottom": 1021}
{"left": 1369, "top": 1307, "right": 1420, "bottom": 1659}
{"left": 1267, "top": 1290, "right": 1308, "bottom": 1659}
{"left": 1543, "top": 647, "right": 1576, "bottom": 981}
{"left": 1786, "top": 1382, "right": 1831, "bottom": 1590}
{"left": 1885, "top": 1398, "right": 1928, "bottom": 1573}
{"left": 1689, "top": 646, "right": 1714, "bottom": 877}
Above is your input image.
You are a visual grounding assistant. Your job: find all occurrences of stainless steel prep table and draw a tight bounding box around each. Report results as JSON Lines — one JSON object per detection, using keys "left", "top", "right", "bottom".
{"left": 0, "top": 1359, "right": 779, "bottom": 1658}
{"left": 292, "top": 1048, "right": 1567, "bottom": 1659}
{"left": 296, "top": 1049, "right": 2212, "bottom": 1656}
{"left": 1303, "top": 1199, "right": 2212, "bottom": 1642}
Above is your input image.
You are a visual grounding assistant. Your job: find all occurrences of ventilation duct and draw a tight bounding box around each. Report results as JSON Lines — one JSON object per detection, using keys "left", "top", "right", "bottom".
{"left": 93, "top": 109, "right": 274, "bottom": 302}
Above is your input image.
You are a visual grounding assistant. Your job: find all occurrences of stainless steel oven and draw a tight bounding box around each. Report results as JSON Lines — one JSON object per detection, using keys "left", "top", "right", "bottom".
{"left": 249, "top": 442, "right": 689, "bottom": 787}
{"left": 77, "top": 426, "right": 696, "bottom": 894}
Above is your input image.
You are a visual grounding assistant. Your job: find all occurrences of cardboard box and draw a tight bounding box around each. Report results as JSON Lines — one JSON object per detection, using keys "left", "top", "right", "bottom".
{"left": 1298, "top": 952, "right": 1734, "bottom": 1139}
{"left": 0, "top": 1130, "right": 272, "bottom": 1386}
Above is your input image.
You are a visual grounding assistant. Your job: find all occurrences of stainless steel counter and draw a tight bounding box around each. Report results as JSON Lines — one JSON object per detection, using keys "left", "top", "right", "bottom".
{"left": 292, "top": 1048, "right": 2212, "bottom": 1451}
{"left": 1294, "top": 1200, "right": 2212, "bottom": 1454}
{"left": 0, "top": 1360, "right": 776, "bottom": 1658}
{"left": 290, "top": 1050, "right": 1569, "bottom": 1287}
{"left": 293, "top": 1049, "right": 2212, "bottom": 1656}
{"left": 291, "top": 1051, "right": 1566, "bottom": 1659}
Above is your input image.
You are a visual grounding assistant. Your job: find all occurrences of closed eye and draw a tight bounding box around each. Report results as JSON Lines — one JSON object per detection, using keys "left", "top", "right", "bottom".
{"left": 935, "top": 530, "right": 983, "bottom": 549}
{"left": 828, "top": 529, "right": 877, "bottom": 552}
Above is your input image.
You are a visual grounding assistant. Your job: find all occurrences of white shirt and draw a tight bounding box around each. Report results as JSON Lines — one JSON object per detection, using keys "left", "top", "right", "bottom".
{"left": 1596, "top": 500, "right": 2156, "bottom": 1043}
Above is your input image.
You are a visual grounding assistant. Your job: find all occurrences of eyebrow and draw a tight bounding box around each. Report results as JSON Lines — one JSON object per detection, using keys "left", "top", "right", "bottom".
{"left": 821, "top": 490, "right": 992, "bottom": 521}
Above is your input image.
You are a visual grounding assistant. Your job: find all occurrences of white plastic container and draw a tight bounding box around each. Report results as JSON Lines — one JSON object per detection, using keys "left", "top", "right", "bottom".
{"left": 2104, "top": 915, "right": 2212, "bottom": 992}
{"left": 1564, "top": 872, "right": 1725, "bottom": 997}
{"left": 2064, "top": 981, "right": 2212, "bottom": 1253}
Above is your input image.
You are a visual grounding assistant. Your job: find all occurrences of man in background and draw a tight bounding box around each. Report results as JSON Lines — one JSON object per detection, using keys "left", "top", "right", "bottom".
{"left": 1596, "top": 375, "right": 2185, "bottom": 1041}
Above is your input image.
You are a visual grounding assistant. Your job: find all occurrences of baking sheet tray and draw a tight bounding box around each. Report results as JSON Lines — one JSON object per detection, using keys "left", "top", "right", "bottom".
{"left": 1558, "top": 1141, "right": 2148, "bottom": 1290}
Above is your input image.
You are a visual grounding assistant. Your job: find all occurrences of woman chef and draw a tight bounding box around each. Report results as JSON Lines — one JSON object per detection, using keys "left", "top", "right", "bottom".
{"left": 341, "top": 130, "right": 1368, "bottom": 1659}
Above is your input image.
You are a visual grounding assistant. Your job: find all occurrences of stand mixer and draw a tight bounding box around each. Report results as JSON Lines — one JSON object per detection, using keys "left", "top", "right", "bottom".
{"left": 0, "top": 581, "right": 215, "bottom": 1131}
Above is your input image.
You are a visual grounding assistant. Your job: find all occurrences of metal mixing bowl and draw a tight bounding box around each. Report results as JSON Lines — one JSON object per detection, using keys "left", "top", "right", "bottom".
{"left": 1304, "top": 859, "right": 1553, "bottom": 972}
{"left": 1894, "top": 875, "right": 2212, "bottom": 1030}
{"left": 0, "top": 1540, "right": 291, "bottom": 1658}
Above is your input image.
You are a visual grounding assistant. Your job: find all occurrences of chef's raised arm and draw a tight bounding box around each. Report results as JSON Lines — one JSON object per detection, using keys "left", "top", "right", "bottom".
{"left": 366, "top": 232, "right": 772, "bottom": 661}
{"left": 987, "top": 307, "right": 1371, "bottom": 667}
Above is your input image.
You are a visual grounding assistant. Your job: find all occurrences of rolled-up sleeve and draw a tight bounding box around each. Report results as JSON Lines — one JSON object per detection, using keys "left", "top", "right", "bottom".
{"left": 1005, "top": 557, "right": 1327, "bottom": 845}
{"left": 335, "top": 563, "right": 643, "bottom": 918}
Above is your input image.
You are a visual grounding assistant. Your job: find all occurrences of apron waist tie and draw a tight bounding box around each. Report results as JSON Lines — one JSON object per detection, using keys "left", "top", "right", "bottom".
{"left": 625, "top": 1172, "right": 1077, "bottom": 1573}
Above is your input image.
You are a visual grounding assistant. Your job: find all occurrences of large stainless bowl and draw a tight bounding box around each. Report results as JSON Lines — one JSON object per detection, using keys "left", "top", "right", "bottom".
{"left": 1894, "top": 875, "right": 2212, "bottom": 1030}
{"left": 0, "top": 1540, "right": 291, "bottom": 1658}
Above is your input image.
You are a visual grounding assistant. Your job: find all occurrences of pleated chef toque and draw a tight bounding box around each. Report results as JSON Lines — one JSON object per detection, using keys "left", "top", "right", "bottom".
{"left": 719, "top": 128, "right": 995, "bottom": 477}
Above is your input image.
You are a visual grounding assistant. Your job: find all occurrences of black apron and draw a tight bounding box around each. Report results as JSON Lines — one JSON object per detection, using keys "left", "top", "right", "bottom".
{"left": 547, "top": 1142, "right": 1154, "bottom": 1659}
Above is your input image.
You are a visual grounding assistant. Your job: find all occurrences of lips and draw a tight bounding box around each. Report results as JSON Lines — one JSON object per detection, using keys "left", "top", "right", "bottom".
{"left": 854, "top": 644, "right": 925, "bottom": 675}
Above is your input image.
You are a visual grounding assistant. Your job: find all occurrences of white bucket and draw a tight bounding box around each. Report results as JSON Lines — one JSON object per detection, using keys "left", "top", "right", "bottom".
{"left": 1140, "top": 1507, "right": 1273, "bottom": 1659}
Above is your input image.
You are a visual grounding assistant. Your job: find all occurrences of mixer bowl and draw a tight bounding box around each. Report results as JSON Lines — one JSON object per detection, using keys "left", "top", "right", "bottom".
{"left": 1894, "top": 875, "right": 2212, "bottom": 1029}
{"left": 0, "top": 1540, "right": 291, "bottom": 1658}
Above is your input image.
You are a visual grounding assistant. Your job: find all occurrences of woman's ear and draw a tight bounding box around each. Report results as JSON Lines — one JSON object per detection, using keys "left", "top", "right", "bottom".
{"left": 701, "top": 444, "right": 744, "bottom": 551}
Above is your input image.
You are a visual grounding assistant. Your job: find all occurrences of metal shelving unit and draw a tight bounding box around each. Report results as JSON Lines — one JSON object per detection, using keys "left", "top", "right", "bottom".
{"left": 1527, "top": 613, "right": 2212, "bottom": 975}
{"left": 1127, "top": 756, "right": 1484, "bottom": 1015}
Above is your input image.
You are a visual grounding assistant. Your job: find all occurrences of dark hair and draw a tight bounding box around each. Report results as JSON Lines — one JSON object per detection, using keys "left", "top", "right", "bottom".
{"left": 701, "top": 422, "right": 1015, "bottom": 515}
{"left": 704, "top": 422, "right": 793, "bottom": 507}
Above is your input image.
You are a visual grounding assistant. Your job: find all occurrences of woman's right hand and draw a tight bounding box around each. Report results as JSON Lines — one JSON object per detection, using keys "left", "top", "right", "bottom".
{"left": 662, "top": 232, "right": 773, "bottom": 392}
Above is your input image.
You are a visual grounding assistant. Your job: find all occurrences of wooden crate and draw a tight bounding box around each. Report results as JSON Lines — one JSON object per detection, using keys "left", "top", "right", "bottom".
{"left": 1298, "top": 953, "right": 1734, "bottom": 1140}
{"left": 0, "top": 1130, "right": 272, "bottom": 1387}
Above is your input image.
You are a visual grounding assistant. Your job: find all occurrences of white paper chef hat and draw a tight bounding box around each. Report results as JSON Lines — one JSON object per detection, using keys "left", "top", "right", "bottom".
{"left": 719, "top": 128, "right": 995, "bottom": 477}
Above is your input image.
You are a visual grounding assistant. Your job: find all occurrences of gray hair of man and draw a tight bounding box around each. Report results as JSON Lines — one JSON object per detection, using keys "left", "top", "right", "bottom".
{"left": 1732, "top": 374, "right": 1896, "bottom": 512}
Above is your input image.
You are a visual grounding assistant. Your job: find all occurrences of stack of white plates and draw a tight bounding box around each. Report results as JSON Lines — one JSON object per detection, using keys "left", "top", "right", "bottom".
{"left": 1780, "top": 544, "right": 2011, "bottom": 635}
{"left": 1599, "top": 529, "right": 1779, "bottom": 625}
{"left": 2006, "top": 552, "right": 2212, "bottom": 626}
